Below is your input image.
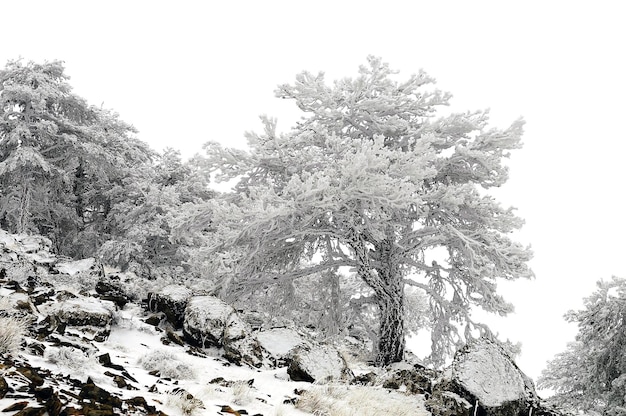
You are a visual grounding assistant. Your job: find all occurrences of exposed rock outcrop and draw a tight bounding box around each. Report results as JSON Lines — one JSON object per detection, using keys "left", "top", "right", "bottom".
{"left": 183, "top": 295, "right": 270, "bottom": 368}
{"left": 287, "top": 343, "right": 354, "bottom": 384}
{"left": 256, "top": 327, "right": 309, "bottom": 367}
{"left": 46, "top": 297, "right": 114, "bottom": 342}
{"left": 381, "top": 363, "right": 435, "bottom": 395}
{"left": 95, "top": 275, "right": 132, "bottom": 309}
{"left": 427, "top": 337, "right": 546, "bottom": 416}
{"left": 146, "top": 284, "right": 192, "bottom": 328}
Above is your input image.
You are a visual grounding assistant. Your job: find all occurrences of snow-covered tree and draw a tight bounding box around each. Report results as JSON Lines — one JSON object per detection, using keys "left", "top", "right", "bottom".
{"left": 0, "top": 59, "right": 153, "bottom": 256}
{"left": 199, "top": 57, "right": 533, "bottom": 366}
{"left": 539, "top": 276, "right": 626, "bottom": 414}
{"left": 100, "top": 148, "right": 214, "bottom": 279}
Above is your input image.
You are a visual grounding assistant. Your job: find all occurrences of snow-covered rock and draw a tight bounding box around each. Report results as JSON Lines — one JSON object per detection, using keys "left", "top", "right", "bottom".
{"left": 0, "top": 230, "right": 49, "bottom": 283}
{"left": 183, "top": 295, "right": 233, "bottom": 347}
{"left": 52, "top": 297, "right": 114, "bottom": 327}
{"left": 15, "top": 234, "right": 52, "bottom": 254}
{"left": 183, "top": 295, "right": 271, "bottom": 368}
{"left": 256, "top": 327, "right": 309, "bottom": 365}
{"left": 147, "top": 284, "right": 192, "bottom": 328}
{"left": 454, "top": 338, "right": 536, "bottom": 406}
{"left": 427, "top": 337, "right": 539, "bottom": 416}
{"left": 287, "top": 343, "right": 354, "bottom": 384}
{"left": 0, "top": 229, "right": 52, "bottom": 256}
{"left": 223, "top": 313, "right": 269, "bottom": 368}
{"left": 47, "top": 297, "right": 115, "bottom": 342}
{"left": 95, "top": 275, "right": 132, "bottom": 308}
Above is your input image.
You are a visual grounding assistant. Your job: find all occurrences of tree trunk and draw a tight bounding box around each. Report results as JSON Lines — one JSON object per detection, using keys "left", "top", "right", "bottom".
{"left": 374, "top": 271, "right": 406, "bottom": 366}
{"left": 350, "top": 231, "right": 406, "bottom": 366}
{"left": 327, "top": 269, "right": 342, "bottom": 337}
{"left": 17, "top": 183, "right": 31, "bottom": 234}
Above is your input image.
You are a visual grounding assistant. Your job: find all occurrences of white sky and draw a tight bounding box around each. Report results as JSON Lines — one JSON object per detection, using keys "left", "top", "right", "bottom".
{"left": 3, "top": 0, "right": 625, "bottom": 383}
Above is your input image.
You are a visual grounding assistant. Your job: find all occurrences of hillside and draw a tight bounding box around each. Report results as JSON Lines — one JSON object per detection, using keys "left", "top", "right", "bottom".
{"left": 0, "top": 229, "right": 565, "bottom": 416}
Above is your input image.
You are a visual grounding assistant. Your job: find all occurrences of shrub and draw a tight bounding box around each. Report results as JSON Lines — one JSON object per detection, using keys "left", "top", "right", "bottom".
{"left": 0, "top": 315, "right": 27, "bottom": 355}
{"left": 138, "top": 349, "right": 195, "bottom": 379}
{"left": 231, "top": 380, "right": 254, "bottom": 405}
{"left": 166, "top": 388, "right": 204, "bottom": 415}
{"left": 44, "top": 346, "right": 95, "bottom": 374}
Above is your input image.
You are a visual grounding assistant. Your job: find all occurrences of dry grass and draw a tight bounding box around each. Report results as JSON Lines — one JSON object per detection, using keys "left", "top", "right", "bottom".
{"left": 295, "top": 384, "right": 429, "bottom": 416}
{"left": 231, "top": 380, "right": 255, "bottom": 405}
{"left": 44, "top": 346, "right": 95, "bottom": 374}
{"left": 138, "top": 349, "right": 196, "bottom": 379}
{"left": 166, "top": 389, "right": 205, "bottom": 415}
{"left": 0, "top": 315, "right": 27, "bottom": 355}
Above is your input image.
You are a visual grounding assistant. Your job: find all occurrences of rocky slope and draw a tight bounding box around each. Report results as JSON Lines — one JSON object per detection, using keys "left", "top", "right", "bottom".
{"left": 0, "top": 230, "right": 567, "bottom": 416}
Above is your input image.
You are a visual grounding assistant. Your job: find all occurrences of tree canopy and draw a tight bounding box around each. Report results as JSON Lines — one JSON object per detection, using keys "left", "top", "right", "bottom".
{"left": 199, "top": 56, "right": 533, "bottom": 366}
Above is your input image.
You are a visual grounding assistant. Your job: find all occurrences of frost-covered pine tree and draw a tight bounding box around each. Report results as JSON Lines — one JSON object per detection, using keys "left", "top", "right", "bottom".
{"left": 99, "top": 148, "right": 215, "bottom": 279}
{"left": 539, "top": 276, "right": 626, "bottom": 414}
{"left": 200, "top": 57, "right": 533, "bottom": 366}
{"left": 0, "top": 59, "right": 153, "bottom": 256}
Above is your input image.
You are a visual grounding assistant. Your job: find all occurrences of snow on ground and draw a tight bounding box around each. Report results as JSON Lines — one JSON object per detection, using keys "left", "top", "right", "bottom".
{"left": 0, "top": 302, "right": 312, "bottom": 415}
{"left": 55, "top": 258, "right": 97, "bottom": 276}
{"left": 0, "top": 298, "right": 433, "bottom": 415}
{"left": 159, "top": 285, "right": 193, "bottom": 302}
{"left": 95, "top": 311, "right": 313, "bottom": 415}
{"left": 50, "top": 296, "right": 116, "bottom": 317}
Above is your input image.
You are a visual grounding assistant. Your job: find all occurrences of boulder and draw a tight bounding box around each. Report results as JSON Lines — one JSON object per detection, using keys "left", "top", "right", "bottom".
{"left": 0, "top": 230, "right": 55, "bottom": 267}
{"left": 381, "top": 364, "right": 435, "bottom": 395}
{"left": 183, "top": 295, "right": 270, "bottom": 367}
{"left": 427, "top": 337, "right": 539, "bottom": 416}
{"left": 222, "top": 311, "right": 268, "bottom": 368}
{"left": 95, "top": 276, "right": 131, "bottom": 308}
{"left": 48, "top": 297, "right": 114, "bottom": 342}
{"left": 256, "top": 327, "right": 309, "bottom": 367}
{"left": 0, "top": 260, "right": 35, "bottom": 285}
{"left": 427, "top": 390, "right": 474, "bottom": 416}
{"left": 239, "top": 310, "right": 266, "bottom": 331}
{"left": 13, "top": 233, "right": 52, "bottom": 254}
{"left": 147, "top": 284, "right": 192, "bottom": 328}
{"left": 126, "top": 396, "right": 157, "bottom": 414}
{"left": 54, "top": 258, "right": 104, "bottom": 284}
{"left": 287, "top": 343, "right": 354, "bottom": 384}
{"left": 0, "top": 289, "right": 35, "bottom": 318}
{"left": 79, "top": 380, "right": 123, "bottom": 409}
{"left": 29, "top": 282, "right": 56, "bottom": 306}
{"left": 183, "top": 296, "right": 232, "bottom": 347}
{"left": 55, "top": 258, "right": 100, "bottom": 276}
{"left": 15, "top": 366, "right": 44, "bottom": 387}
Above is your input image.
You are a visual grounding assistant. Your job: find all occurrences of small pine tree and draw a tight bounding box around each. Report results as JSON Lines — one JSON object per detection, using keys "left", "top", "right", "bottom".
{"left": 539, "top": 276, "right": 626, "bottom": 414}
